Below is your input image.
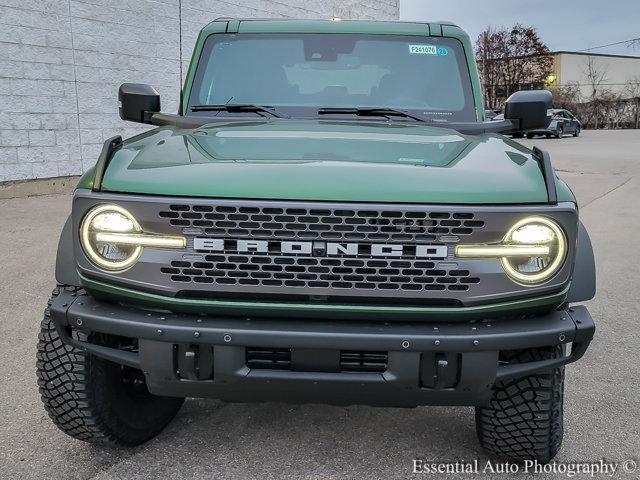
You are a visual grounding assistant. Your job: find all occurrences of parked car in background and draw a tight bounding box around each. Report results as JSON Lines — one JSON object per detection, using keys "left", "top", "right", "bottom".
{"left": 493, "top": 112, "right": 525, "bottom": 138}
{"left": 527, "top": 109, "right": 581, "bottom": 139}
{"left": 484, "top": 109, "right": 501, "bottom": 121}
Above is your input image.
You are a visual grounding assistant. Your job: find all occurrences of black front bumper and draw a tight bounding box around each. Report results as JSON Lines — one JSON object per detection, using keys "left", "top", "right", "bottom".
{"left": 49, "top": 289, "right": 595, "bottom": 407}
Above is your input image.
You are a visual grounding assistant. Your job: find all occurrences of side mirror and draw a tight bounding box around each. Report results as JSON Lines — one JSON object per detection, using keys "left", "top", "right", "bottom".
{"left": 504, "top": 90, "right": 552, "bottom": 131}
{"left": 119, "top": 83, "right": 160, "bottom": 124}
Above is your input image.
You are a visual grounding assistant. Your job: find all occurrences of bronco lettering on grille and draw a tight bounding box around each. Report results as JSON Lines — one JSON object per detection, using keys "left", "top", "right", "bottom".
{"left": 193, "top": 238, "right": 448, "bottom": 259}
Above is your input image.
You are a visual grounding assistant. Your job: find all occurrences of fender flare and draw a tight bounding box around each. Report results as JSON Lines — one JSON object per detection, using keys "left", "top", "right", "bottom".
{"left": 55, "top": 215, "right": 81, "bottom": 286}
{"left": 567, "top": 221, "right": 596, "bottom": 303}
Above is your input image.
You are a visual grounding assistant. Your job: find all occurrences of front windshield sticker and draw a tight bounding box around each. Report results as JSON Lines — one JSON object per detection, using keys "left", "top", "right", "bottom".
{"left": 408, "top": 44, "right": 438, "bottom": 55}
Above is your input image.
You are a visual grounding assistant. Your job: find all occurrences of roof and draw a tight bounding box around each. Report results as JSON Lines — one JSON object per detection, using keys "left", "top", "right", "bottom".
{"left": 551, "top": 50, "right": 640, "bottom": 60}
{"left": 200, "top": 18, "right": 466, "bottom": 38}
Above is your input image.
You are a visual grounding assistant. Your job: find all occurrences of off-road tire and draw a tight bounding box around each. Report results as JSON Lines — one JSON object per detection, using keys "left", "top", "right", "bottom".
{"left": 36, "top": 285, "right": 184, "bottom": 446}
{"left": 475, "top": 346, "right": 565, "bottom": 463}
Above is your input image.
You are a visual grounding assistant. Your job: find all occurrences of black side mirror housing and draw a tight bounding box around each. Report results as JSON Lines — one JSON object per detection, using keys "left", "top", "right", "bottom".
{"left": 504, "top": 90, "right": 553, "bottom": 131}
{"left": 119, "top": 83, "right": 160, "bottom": 124}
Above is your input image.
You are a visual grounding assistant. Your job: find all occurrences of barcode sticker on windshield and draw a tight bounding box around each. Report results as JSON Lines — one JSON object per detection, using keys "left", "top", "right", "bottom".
{"left": 409, "top": 44, "right": 438, "bottom": 55}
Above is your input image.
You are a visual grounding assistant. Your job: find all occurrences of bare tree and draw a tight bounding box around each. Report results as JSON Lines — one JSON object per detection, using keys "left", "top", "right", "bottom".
{"left": 624, "top": 76, "right": 640, "bottom": 128}
{"left": 627, "top": 38, "right": 640, "bottom": 50}
{"left": 608, "top": 90, "right": 627, "bottom": 129}
{"left": 475, "top": 27, "right": 504, "bottom": 109}
{"left": 582, "top": 56, "right": 610, "bottom": 128}
{"left": 501, "top": 25, "right": 553, "bottom": 95}
{"left": 552, "top": 73, "right": 640, "bottom": 130}
{"left": 583, "top": 56, "right": 608, "bottom": 101}
{"left": 475, "top": 24, "right": 553, "bottom": 109}
{"left": 550, "top": 82, "right": 581, "bottom": 110}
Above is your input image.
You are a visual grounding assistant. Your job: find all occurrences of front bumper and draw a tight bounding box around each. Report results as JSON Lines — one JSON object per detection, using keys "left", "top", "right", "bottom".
{"left": 527, "top": 130, "right": 557, "bottom": 136}
{"left": 49, "top": 289, "right": 595, "bottom": 407}
{"left": 527, "top": 123, "right": 560, "bottom": 135}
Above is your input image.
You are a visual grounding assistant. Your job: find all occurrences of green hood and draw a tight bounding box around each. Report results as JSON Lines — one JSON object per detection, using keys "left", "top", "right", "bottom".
{"left": 98, "top": 120, "right": 567, "bottom": 204}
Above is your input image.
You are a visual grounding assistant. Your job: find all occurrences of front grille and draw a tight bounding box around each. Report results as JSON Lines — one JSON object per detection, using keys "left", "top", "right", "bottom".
{"left": 159, "top": 204, "right": 485, "bottom": 242}
{"left": 155, "top": 202, "right": 488, "bottom": 301}
{"left": 340, "top": 351, "right": 388, "bottom": 372}
{"left": 246, "top": 348, "right": 291, "bottom": 370}
{"left": 75, "top": 192, "right": 578, "bottom": 308}
{"left": 245, "top": 348, "right": 388, "bottom": 373}
{"left": 162, "top": 256, "right": 480, "bottom": 292}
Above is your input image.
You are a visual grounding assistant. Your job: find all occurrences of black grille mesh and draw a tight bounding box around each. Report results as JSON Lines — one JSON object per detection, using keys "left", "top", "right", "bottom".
{"left": 340, "top": 351, "right": 388, "bottom": 372}
{"left": 161, "top": 255, "right": 480, "bottom": 292}
{"left": 245, "top": 348, "right": 388, "bottom": 373}
{"left": 156, "top": 202, "right": 488, "bottom": 298}
{"left": 245, "top": 348, "right": 291, "bottom": 370}
{"left": 159, "top": 204, "right": 485, "bottom": 242}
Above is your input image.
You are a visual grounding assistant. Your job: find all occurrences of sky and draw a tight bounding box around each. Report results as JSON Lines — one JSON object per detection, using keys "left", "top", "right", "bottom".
{"left": 400, "top": 0, "right": 640, "bottom": 56}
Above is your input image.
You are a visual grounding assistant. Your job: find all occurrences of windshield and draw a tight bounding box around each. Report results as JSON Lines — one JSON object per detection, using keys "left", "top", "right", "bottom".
{"left": 188, "top": 34, "right": 477, "bottom": 123}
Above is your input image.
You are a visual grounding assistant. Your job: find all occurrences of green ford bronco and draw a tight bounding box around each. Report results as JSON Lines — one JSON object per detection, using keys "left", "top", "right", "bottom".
{"left": 37, "top": 19, "right": 596, "bottom": 462}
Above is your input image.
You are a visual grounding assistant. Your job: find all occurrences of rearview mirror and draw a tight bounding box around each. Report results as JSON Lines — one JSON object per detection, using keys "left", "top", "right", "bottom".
{"left": 504, "top": 90, "right": 552, "bottom": 131}
{"left": 119, "top": 83, "right": 160, "bottom": 124}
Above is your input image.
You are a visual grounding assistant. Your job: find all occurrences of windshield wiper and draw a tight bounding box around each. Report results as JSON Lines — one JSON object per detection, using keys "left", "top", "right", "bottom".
{"left": 318, "top": 107, "right": 425, "bottom": 122}
{"left": 191, "top": 104, "right": 286, "bottom": 118}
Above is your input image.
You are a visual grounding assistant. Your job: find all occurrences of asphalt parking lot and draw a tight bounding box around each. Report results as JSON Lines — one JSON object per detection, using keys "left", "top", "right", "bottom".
{"left": 1, "top": 129, "right": 639, "bottom": 479}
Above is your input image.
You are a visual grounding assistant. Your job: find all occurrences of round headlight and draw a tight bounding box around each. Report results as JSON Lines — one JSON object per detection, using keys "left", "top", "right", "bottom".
{"left": 501, "top": 216, "right": 567, "bottom": 285}
{"left": 80, "top": 205, "right": 143, "bottom": 271}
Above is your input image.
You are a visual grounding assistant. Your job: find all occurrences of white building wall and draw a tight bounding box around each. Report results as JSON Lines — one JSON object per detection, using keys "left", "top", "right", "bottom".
{"left": 556, "top": 52, "right": 640, "bottom": 100}
{"left": 0, "top": 0, "right": 399, "bottom": 182}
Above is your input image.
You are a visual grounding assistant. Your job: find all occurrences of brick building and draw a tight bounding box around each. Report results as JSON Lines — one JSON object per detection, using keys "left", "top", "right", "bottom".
{"left": 0, "top": 0, "right": 399, "bottom": 182}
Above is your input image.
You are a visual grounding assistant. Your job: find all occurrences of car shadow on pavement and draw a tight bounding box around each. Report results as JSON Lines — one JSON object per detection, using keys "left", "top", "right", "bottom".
{"left": 111, "top": 398, "right": 487, "bottom": 478}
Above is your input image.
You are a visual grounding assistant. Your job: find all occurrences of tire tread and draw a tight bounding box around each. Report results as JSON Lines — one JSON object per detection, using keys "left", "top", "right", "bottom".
{"left": 36, "top": 285, "right": 123, "bottom": 444}
{"left": 36, "top": 285, "right": 183, "bottom": 446}
{"left": 475, "top": 347, "right": 564, "bottom": 462}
